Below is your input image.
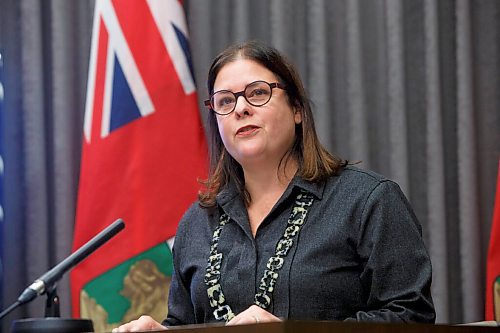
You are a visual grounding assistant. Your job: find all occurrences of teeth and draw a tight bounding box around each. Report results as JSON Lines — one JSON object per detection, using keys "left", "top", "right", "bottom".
{"left": 239, "top": 126, "right": 254, "bottom": 133}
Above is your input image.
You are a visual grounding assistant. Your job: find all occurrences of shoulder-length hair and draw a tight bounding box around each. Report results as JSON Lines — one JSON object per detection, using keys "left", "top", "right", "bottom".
{"left": 199, "top": 40, "right": 346, "bottom": 208}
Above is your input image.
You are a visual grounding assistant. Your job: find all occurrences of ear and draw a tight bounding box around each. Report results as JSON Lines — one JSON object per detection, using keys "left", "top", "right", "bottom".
{"left": 293, "top": 107, "right": 303, "bottom": 124}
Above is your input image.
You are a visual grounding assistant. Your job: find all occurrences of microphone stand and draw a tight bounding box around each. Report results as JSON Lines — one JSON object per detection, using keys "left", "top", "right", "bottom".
{"left": 0, "top": 218, "right": 125, "bottom": 333}
{"left": 44, "top": 285, "right": 60, "bottom": 318}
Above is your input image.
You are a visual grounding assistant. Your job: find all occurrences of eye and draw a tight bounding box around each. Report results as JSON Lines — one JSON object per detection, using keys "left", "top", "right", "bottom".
{"left": 246, "top": 82, "right": 271, "bottom": 102}
{"left": 217, "top": 96, "right": 235, "bottom": 107}
{"left": 213, "top": 92, "right": 235, "bottom": 108}
{"left": 248, "top": 88, "right": 269, "bottom": 97}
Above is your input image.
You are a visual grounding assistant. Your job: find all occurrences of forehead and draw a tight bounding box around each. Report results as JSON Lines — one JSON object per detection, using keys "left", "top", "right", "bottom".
{"left": 213, "top": 59, "right": 278, "bottom": 91}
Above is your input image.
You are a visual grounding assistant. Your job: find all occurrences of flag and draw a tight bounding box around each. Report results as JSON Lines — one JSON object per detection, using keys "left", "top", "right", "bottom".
{"left": 0, "top": 50, "right": 4, "bottom": 311}
{"left": 486, "top": 160, "right": 500, "bottom": 320}
{"left": 70, "top": 0, "right": 207, "bottom": 331}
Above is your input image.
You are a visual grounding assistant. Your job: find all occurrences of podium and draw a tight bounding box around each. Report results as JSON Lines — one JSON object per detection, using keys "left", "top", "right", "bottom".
{"left": 13, "top": 319, "right": 496, "bottom": 333}
{"left": 144, "top": 320, "right": 498, "bottom": 333}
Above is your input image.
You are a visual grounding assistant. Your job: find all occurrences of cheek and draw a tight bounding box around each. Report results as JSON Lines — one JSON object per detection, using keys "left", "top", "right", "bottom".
{"left": 271, "top": 111, "right": 296, "bottom": 135}
{"left": 216, "top": 118, "right": 230, "bottom": 143}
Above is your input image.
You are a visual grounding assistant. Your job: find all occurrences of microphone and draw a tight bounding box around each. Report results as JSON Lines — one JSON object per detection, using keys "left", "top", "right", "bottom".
{"left": 0, "top": 218, "right": 125, "bottom": 319}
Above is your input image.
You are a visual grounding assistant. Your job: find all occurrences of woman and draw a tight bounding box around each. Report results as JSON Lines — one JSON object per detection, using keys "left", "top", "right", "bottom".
{"left": 113, "top": 40, "right": 435, "bottom": 332}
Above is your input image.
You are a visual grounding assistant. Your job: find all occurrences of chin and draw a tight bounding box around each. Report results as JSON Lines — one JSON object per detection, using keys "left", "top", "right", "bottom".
{"left": 232, "top": 150, "right": 268, "bottom": 165}
{"left": 230, "top": 144, "right": 265, "bottom": 157}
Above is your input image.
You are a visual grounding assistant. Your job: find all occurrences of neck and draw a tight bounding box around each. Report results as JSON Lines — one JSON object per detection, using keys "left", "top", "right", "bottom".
{"left": 242, "top": 158, "right": 298, "bottom": 206}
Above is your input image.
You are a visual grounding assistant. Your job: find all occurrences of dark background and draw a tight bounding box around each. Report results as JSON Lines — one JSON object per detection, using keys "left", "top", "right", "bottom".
{"left": 0, "top": 0, "right": 499, "bottom": 330}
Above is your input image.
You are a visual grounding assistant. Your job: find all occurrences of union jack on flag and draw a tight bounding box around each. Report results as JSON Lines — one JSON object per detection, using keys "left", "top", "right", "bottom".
{"left": 83, "top": 0, "right": 197, "bottom": 141}
{"left": 71, "top": 0, "right": 207, "bottom": 330}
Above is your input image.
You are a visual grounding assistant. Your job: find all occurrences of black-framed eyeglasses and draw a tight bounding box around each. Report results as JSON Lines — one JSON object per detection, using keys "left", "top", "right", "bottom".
{"left": 204, "top": 80, "right": 285, "bottom": 115}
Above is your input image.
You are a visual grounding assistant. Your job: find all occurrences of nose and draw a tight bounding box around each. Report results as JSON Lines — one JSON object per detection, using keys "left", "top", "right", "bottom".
{"left": 233, "top": 95, "right": 252, "bottom": 118}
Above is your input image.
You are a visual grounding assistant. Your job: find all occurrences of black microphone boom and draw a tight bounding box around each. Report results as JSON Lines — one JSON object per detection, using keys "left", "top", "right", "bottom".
{"left": 3, "top": 218, "right": 125, "bottom": 317}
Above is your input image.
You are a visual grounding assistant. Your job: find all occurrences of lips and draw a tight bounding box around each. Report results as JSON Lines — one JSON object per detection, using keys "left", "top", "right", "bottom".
{"left": 236, "top": 125, "right": 259, "bottom": 135}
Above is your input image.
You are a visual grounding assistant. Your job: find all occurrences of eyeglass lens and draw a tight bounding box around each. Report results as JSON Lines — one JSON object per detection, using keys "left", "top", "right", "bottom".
{"left": 211, "top": 81, "right": 273, "bottom": 114}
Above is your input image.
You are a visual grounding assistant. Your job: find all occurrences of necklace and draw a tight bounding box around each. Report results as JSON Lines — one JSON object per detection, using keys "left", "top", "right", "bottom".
{"left": 204, "top": 189, "right": 314, "bottom": 322}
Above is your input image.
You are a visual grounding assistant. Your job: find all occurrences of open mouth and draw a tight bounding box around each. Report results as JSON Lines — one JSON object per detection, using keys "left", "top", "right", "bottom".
{"left": 236, "top": 125, "right": 259, "bottom": 135}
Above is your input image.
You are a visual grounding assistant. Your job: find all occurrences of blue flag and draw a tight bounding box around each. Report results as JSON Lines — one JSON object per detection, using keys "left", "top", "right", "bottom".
{"left": 0, "top": 50, "right": 4, "bottom": 311}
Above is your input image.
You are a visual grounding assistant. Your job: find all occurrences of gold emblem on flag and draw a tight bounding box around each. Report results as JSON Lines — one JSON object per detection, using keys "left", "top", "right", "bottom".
{"left": 80, "top": 259, "right": 171, "bottom": 332}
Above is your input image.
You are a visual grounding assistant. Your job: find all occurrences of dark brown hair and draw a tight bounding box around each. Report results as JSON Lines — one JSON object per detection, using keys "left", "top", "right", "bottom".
{"left": 199, "top": 40, "right": 346, "bottom": 207}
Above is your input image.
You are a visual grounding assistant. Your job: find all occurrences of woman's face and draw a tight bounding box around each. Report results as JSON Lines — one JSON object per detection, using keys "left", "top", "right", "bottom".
{"left": 213, "top": 59, "right": 302, "bottom": 169}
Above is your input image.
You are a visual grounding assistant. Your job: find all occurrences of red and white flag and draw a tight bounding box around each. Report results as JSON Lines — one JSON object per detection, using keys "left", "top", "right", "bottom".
{"left": 70, "top": 0, "right": 207, "bottom": 330}
{"left": 485, "top": 160, "right": 500, "bottom": 321}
